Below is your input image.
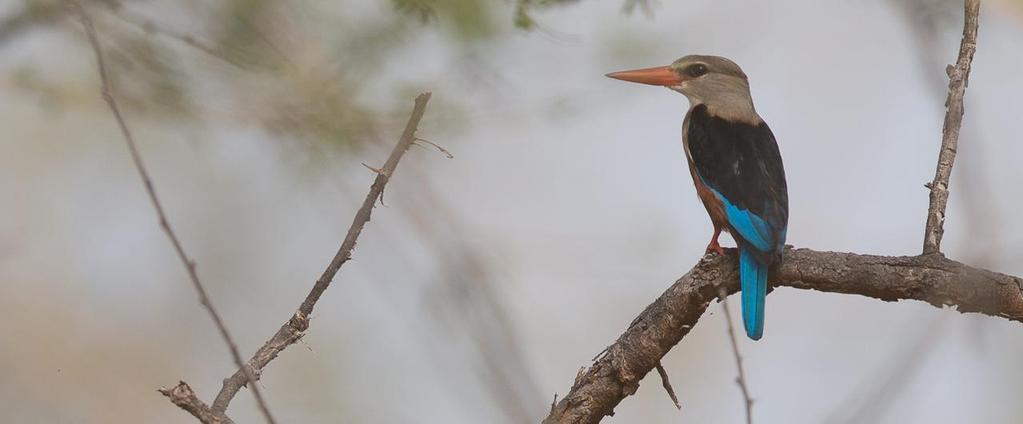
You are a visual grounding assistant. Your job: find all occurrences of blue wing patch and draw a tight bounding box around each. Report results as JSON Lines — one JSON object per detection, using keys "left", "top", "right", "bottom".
{"left": 710, "top": 189, "right": 774, "bottom": 253}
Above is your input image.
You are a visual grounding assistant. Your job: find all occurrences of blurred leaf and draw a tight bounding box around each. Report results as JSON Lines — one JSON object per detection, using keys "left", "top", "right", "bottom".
{"left": 105, "top": 30, "right": 190, "bottom": 115}
{"left": 10, "top": 66, "right": 66, "bottom": 113}
{"left": 513, "top": 1, "right": 535, "bottom": 30}
{"left": 513, "top": 0, "right": 583, "bottom": 29}
{"left": 213, "top": 0, "right": 287, "bottom": 71}
{"left": 391, "top": 0, "right": 498, "bottom": 40}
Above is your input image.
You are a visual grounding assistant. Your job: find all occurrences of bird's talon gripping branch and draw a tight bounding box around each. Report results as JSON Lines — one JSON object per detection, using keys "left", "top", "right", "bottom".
{"left": 706, "top": 241, "right": 726, "bottom": 257}
{"left": 704, "top": 226, "right": 727, "bottom": 256}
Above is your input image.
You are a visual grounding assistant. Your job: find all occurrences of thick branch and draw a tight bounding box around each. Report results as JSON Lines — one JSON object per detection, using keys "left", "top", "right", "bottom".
{"left": 542, "top": 247, "right": 1023, "bottom": 424}
{"left": 200, "top": 92, "right": 433, "bottom": 414}
{"left": 922, "top": 0, "right": 980, "bottom": 254}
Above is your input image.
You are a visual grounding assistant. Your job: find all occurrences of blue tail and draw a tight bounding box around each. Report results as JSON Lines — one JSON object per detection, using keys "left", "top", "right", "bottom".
{"left": 739, "top": 247, "right": 768, "bottom": 340}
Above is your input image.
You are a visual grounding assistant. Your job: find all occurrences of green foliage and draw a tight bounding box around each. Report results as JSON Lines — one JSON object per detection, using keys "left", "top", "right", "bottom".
{"left": 213, "top": 0, "right": 289, "bottom": 71}
{"left": 105, "top": 34, "right": 190, "bottom": 115}
{"left": 392, "top": 0, "right": 498, "bottom": 40}
{"left": 7, "top": 0, "right": 634, "bottom": 161}
{"left": 513, "top": 0, "right": 581, "bottom": 29}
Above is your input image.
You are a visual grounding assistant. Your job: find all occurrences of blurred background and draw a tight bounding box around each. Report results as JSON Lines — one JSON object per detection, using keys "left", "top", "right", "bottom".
{"left": 2, "top": 0, "right": 1023, "bottom": 422}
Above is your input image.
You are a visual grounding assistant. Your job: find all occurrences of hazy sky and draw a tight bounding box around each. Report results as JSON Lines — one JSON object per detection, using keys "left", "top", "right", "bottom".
{"left": 2, "top": 0, "right": 1022, "bottom": 423}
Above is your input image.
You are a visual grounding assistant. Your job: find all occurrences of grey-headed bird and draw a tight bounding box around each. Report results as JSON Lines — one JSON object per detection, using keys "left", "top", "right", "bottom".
{"left": 607, "top": 55, "right": 789, "bottom": 340}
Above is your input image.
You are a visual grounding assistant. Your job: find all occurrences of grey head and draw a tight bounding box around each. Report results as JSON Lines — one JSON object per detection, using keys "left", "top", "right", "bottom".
{"left": 607, "top": 55, "right": 760, "bottom": 123}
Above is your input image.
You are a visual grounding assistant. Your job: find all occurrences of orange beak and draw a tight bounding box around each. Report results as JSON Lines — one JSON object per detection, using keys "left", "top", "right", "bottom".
{"left": 605, "top": 66, "right": 681, "bottom": 86}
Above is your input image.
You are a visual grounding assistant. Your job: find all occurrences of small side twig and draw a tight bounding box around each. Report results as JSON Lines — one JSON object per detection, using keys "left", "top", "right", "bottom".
{"left": 654, "top": 362, "right": 681, "bottom": 410}
{"left": 414, "top": 137, "right": 454, "bottom": 158}
{"left": 360, "top": 162, "right": 390, "bottom": 206}
{"left": 205, "top": 92, "right": 434, "bottom": 415}
{"left": 922, "top": 0, "right": 980, "bottom": 255}
{"left": 159, "top": 382, "right": 235, "bottom": 424}
{"left": 718, "top": 288, "right": 753, "bottom": 424}
{"left": 69, "top": 2, "right": 275, "bottom": 423}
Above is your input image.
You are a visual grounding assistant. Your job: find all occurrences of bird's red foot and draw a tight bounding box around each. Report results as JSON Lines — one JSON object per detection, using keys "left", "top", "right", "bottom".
{"left": 705, "top": 240, "right": 726, "bottom": 256}
{"left": 705, "top": 227, "right": 726, "bottom": 256}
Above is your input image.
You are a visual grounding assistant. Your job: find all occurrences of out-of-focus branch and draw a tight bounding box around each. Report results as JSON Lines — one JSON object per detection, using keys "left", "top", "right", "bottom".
{"left": 70, "top": 2, "right": 275, "bottom": 423}
{"left": 542, "top": 248, "right": 1023, "bottom": 424}
{"left": 826, "top": 317, "right": 946, "bottom": 424}
{"left": 105, "top": 6, "right": 250, "bottom": 69}
{"left": 0, "top": 0, "right": 127, "bottom": 49}
{"left": 922, "top": 0, "right": 980, "bottom": 255}
{"left": 827, "top": 1, "right": 982, "bottom": 420}
{"left": 203, "top": 92, "right": 433, "bottom": 415}
{"left": 401, "top": 169, "right": 546, "bottom": 422}
{"left": 717, "top": 289, "right": 753, "bottom": 424}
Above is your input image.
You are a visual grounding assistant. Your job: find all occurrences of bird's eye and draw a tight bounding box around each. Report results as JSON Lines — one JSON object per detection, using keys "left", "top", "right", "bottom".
{"left": 685, "top": 64, "right": 708, "bottom": 77}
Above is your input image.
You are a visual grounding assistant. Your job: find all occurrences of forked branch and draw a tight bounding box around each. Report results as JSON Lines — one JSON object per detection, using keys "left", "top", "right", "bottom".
{"left": 160, "top": 93, "right": 432, "bottom": 421}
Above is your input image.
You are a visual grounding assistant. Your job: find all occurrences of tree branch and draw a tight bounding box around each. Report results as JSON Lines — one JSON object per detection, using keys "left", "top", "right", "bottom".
{"left": 192, "top": 92, "right": 434, "bottom": 415}
{"left": 542, "top": 247, "right": 1023, "bottom": 423}
{"left": 545, "top": 1, "right": 985, "bottom": 422}
{"left": 717, "top": 289, "right": 753, "bottom": 424}
{"left": 653, "top": 363, "right": 680, "bottom": 410}
{"left": 159, "top": 382, "right": 235, "bottom": 424}
{"left": 922, "top": 0, "right": 980, "bottom": 255}
{"left": 70, "top": 2, "right": 275, "bottom": 423}
{"left": 105, "top": 6, "right": 250, "bottom": 69}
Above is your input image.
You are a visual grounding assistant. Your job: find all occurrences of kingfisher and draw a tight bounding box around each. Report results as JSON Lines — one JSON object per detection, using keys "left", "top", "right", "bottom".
{"left": 606, "top": 55, "right": 788, "bottom": 340}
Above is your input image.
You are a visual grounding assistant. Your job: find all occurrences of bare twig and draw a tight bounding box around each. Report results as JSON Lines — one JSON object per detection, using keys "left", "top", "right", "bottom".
{"left": 200, "top": 92, "right": 433, "bottom": 415}
{"left": 361, "top": 162, "right": 387, "bottom": 176}
{"left": 70, "top": 2, "right": 276, "bottom": 423}
{"left": 542, "top": 248, "right": 1023, "bottom": 423}
{"left": 717, "top": 288, "right": 753, "bottom": 424}
{"left": 922, "top": 0, "right": 980, "bottom": 255}
{"left": 826, "top": 317, "right": 946, "bottom": 424}
{"left": 159, "top": 382, "right": 235, "bottom": 424}
{"left": 654, "top": 362, "right": 681, "bottom": 410}
{"left": 897, "top": 0, "right": 1003, "bottom": 260}
{"left": 105, "top": 6, "right": 250, "bottom": 69}
{"left": 414, "top": 137, "right": 454, "bottom": 158}
{"left": 400, "top": 172, "right": 545, "bottom": 420}
{"left": 821, "top": 2, "right": 984, "bottom": 421}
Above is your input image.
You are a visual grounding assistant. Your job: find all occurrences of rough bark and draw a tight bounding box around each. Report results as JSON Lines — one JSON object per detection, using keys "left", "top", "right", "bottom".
{"left": 922, "top": 0, "right": 980, "bottom": 254}
{"left": 159, "top": 382, "right": 235, "bottom": 424}
{"left": 542, "top": 248, "right": 1023, "bottom": 424}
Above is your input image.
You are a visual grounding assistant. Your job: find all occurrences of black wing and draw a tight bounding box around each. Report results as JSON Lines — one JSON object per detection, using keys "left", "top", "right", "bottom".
{"left": 687, "top": 104, "right": 789, "bottom": 257}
